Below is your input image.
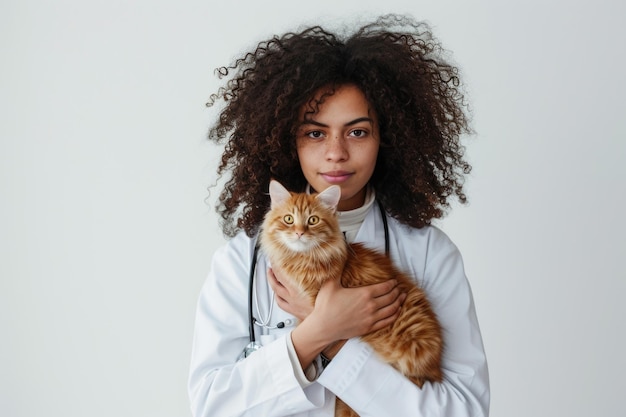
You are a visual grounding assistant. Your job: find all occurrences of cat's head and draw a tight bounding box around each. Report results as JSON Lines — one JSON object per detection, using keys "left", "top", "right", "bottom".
{"left": 261, "top": 180, "right": 342, "bottom": 253}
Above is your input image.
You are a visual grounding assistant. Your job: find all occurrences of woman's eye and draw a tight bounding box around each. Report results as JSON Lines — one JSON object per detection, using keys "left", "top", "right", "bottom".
{"left": 350, "top": 129, "right": 367, "bottom": 138}
{"left": 307, "top": 131, "right": 324, "bottom": 139}
{"left": 284, "top": 215, "right": 294, "bottom": 224}
{"left": 308, "top": 215, "right": 319, "bottom": 225}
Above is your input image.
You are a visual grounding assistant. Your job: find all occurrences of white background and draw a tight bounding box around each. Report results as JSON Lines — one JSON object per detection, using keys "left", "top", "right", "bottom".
{"left": 1, "top": 1, "right": 625, "bottom": 416}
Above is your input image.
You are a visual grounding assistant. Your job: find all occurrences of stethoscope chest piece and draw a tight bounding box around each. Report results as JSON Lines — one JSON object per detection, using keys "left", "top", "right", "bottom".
{"left": 237, "top": 341, "right": 262, "bottom": 361}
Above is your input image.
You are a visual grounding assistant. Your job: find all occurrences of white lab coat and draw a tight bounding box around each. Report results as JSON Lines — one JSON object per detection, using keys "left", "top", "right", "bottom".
{"left": 188, "top": 203, "right": 490, "bottom": 416}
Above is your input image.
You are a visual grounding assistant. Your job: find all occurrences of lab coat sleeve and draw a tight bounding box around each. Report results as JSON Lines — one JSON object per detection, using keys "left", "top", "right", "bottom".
{"left": 317, "top": 228, "right": 490, "bottom": 416}
{"left": 188, "top": 234, "right": 330, "bottom": 417}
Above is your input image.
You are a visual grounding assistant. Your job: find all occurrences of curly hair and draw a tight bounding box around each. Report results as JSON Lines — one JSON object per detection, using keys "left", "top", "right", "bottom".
{"left": 207, "top": 14, "right": 472, "bottom": 237}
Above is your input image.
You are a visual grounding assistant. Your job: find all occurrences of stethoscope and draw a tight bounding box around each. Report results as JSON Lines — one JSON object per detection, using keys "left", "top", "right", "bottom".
{"left": 237, "top": 200, "right": 390, "bottom": 360}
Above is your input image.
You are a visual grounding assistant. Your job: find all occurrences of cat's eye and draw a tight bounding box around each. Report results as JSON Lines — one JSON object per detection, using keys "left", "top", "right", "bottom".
{"left": 308, "top": 215, "right": 319, "bottom": 225}
{"left": 283, "top": 215, "right": 294, "bottom": 224}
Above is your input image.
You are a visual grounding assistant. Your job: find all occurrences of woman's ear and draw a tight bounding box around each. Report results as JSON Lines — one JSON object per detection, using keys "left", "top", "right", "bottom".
{"left": 315, "top": 185, "right": 341, "bottom": 210}
{"left": 269, "top": 180, "right": 292, "bottom": 209}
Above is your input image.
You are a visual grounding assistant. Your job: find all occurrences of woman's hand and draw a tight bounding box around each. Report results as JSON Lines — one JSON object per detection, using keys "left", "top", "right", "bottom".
{"left": 287, "top": 275, "right": 406, "bottom": 369}
{"left": 267, "top": 266, "right": 314, "bottom": 322}
{"left": 269, "top": 266, "right": 405, "bottom": 337}
{"left": 311, "top": 277, "right": 406, "bottom": 342}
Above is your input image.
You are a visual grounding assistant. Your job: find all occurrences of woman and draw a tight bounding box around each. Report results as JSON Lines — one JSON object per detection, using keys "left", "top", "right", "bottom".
{"left": 189, "top": 15, "right": 489, "bottom": 416}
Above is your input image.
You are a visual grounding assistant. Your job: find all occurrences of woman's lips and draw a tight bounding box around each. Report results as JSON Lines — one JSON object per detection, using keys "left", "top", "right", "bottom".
{"left": 320, "top": 171, "right": 353, "bottom": 183}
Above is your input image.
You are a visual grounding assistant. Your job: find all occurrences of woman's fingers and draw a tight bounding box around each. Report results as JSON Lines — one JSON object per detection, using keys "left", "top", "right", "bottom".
{"left": 267, "top": 268, "right": 288, "bottom": 303}
{"left": 311, "top": 278, "right": 407, "bottom": 339}
{"left": 370, "top": 292, "right": 407, "bottom": 331}
{"left": 268, "top": 267, "right": 314, "bottom": 320}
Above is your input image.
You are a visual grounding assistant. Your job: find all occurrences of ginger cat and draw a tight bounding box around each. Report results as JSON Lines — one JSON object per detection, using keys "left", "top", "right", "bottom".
{"left": 260, "top": 180, "right": 443, "bottom": 417}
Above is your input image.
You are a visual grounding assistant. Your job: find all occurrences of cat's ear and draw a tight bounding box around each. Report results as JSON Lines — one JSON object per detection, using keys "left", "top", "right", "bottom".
{"left": 269, "top": 180, "right": 292, "bottom": 209}
{"left": 316, "top": 185, "right": 341, "bottom": 210}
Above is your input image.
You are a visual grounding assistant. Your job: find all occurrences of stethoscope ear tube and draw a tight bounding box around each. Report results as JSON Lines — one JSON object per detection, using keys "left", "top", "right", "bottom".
{"left": 377, "top": 200, "right": 390, "bottom": 255}
{"left": 248, "top": 243, "right": 260, "bottom": 344}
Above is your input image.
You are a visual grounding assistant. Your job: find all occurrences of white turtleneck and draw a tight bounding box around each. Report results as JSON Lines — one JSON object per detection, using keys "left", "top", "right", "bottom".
{"left": 336, "top": 187, "right": 375, "bottom": 243}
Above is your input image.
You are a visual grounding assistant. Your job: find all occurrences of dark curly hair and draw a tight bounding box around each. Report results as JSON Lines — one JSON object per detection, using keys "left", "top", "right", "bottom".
{"left": 207, "top": 14, "right": 472, "bottom": 237}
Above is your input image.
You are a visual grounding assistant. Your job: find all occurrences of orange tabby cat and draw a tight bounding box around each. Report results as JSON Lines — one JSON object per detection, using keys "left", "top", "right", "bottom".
{"left": 260, "top": 180, "right": 443, "bottom": 417}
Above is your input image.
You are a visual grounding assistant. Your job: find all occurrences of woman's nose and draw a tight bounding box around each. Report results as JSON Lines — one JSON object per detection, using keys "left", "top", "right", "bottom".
{"left": 325, "top": 135, "right": 348, "bottom": 161}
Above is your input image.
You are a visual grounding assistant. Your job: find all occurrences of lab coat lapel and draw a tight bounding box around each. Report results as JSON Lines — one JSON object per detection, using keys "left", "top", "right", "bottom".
{"left": 353, "top": 202, "right": 387, "bottom": 254}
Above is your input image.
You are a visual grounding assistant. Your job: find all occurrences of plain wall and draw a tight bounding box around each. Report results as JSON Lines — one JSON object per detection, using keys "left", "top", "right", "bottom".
{"left": 1, "top": 1, "right": 624, "bottom": 416}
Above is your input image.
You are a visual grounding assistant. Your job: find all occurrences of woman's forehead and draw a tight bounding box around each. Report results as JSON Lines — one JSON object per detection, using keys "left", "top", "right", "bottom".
{"left": 298, "top": 84, "right": 376, "bottom": 123}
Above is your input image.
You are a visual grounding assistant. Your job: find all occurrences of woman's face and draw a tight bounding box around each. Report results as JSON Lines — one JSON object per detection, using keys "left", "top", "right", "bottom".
{"left": 295, "top": 84, "right": 380, "bottom": 211}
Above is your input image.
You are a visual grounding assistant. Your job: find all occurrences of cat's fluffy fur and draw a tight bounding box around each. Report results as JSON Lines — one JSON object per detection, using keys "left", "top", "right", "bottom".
{"left": 260, "top": 181, "right": 443, "bottom": 417}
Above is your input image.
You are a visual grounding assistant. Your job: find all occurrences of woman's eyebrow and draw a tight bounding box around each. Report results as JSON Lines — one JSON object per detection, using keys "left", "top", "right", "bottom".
{"left": 344, "top": 117, "right": 373, "bottom": 126}
{"left": 300, "top": 117, "right": 373, "bottom": 127}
